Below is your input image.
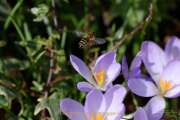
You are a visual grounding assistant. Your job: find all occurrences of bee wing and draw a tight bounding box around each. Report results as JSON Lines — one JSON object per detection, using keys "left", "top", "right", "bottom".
{"left": 73, "top": 29, "right": 86, "bottom": 38}
{"left": 92, "top": 38, "right": 106, "bottom": 45}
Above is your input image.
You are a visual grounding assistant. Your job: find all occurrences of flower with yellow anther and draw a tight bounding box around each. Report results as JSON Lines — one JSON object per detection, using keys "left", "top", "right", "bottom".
{"left": 60, "top": 85, "right": 126, "bottom": 120}
{"left": 128, "top": 39, "right": 180, "bottom": 120}
{"left": 70, "top": 52, "right": 121, "bottom": 92}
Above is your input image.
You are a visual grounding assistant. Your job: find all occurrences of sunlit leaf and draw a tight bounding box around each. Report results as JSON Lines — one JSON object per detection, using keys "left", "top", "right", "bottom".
{"left": 15, "top": 41, "right": 42, "bottom": 50}
{"left": 0, "top": 72, "right": 16, "bottom": 86}
{"left": 0, "top": 96, "right": 8, "bottom": 106}
{"left": 0, "top": 86, "right": 24, "bottom": 116}
{"left": 34, "top": 92, "right": 62, "bottom": 120}
{"left": 30, "top": 4, "right": 49, "bottom": 22}
{"left": 2, "top": 57, "right": 30, "bottom": 71}
{"left": 30, "top": 81, "right": 45, "bottom": 91}
{"left": 54, "top": 50, "right": 66, "bottom": 74}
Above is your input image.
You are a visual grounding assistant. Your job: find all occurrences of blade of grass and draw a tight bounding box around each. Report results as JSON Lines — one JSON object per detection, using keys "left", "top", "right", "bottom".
{"left": 23, "top": 22, "right": 32, "bottom": 40}
{"left": 130, "top": 91, "right": 139, "bottom": 110}
{"left": 171, "top": 110, "right": 178, "bottom": 120}
{"left": 43, "top": 17, "right": 53, "bottom": 36}
{"left": 10, "top": 17, "right": 31, "bottom": 54}
{"left": 33, "top": 50, "right": 46, "bottom": 64}
{"left": 3, "top": 0, "right": 23, "bottom": 31}
{"left": 61, "top": 26, "right": 67, "bottom": 49}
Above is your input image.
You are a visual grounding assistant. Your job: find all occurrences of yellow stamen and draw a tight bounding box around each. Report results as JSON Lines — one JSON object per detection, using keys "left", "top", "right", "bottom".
{"left": 176, "top": 57, "right": 179, "bottom": 59}
{"left": 91, "top": 114, "right": 104, "bottom": 120}
{"left": 160, "top": 78, "right": 171, "bottom": 92}
{"left": 94, "top": 69, "right": 104, "bottom": 85}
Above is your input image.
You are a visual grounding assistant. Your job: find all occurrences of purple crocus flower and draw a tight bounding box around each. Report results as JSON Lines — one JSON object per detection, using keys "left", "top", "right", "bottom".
{"left": 165, "top": 36, "right": 180, "bottom": 62}
{"left": 70, "top": 52, "right": 121, "bottom": 92}
{"left": 128, "top": 41, "right": 180, "bottom": 120}
{"left": 134, "top": 96, "right": 165, "bottom": 120}
{"left": 122, "top": 52, "right": 142, "bottom": 84}
{"left": 60, "top": 85, "right": 126, "bottom": 120}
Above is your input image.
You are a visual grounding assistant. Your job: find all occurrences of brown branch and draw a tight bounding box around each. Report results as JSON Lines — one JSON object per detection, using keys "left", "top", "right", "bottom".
{"left": 41, "top": 0, "right": 58, "bottom": 119}
{"left": 52, "top": 0, "right": 62, "bottom": 34}
{"left": 50, "top": 76, "right": 69, "bottom": 86}
{"left": 109, "top": 4, "right": 153, "bottom": 51}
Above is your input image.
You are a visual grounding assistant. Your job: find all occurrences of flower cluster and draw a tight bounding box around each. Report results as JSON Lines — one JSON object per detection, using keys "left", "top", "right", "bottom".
{"left": 60, "top": 36, "right": 180, "bottom": 120}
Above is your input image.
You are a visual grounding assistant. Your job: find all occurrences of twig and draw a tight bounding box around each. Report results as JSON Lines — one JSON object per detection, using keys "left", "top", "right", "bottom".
{"left": 109, "top": 4, "right": 153, "bottom": 51}
{"left": 41, "top": 0, "right": 58, "bottom": 119}
{"left": 41, "top": 46, "right": 54, "bottom": 119}
{"left": 50, "top": 76, "right": 68, "bottom": 86}
{"left": 52, "top": 0, "right": 62, "bottom": 34}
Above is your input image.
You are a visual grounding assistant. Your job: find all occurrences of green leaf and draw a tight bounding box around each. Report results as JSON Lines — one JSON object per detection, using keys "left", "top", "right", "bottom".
{"left": 0, "top": 0, "right": 11, "bottom": 22}
{"left": 2, "top": 57, "right": 30, "bottom": 71}
{"left": 0, "top": 40, "right": 6, "bottom": 47}
{"left": 34, "top": 92, "right": 62, "bottom": 120}
{"left": 30, "top": 4, "right": 49, "bottom": 22}
{"left": 54, "top": 50, "right": 66, "bottom": 74}
{"left": 0, "top": 86, "right": 24, "bottom": 116}
{"left": 61, "top": 26, "right": 67, "bottom": 49}
{"left": 30, "top": 81, "right": 45, "bottom": 91}
{"left": 33, "top": 50, "right": 46, "bottom": 64}
{"left": 55, "top": 50, "right": 66, "bottom": 63}
{"left": 114, "top": 7, "right": 132, "bottom": 41}
{"left": 15, "top": 41, "right": 42, "bottom": 49}
{"left": 0, "top": 72, "right": 16, "bottom": 86}
{"left": 3, "top": 0, "right": 23, "bottom": 31}
{"left": 0, "top": 96, "right": 8, "bottom": 106}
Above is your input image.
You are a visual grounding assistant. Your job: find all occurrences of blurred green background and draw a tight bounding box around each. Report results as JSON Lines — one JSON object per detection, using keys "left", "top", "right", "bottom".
{"left": 0, "top": 0, "right": 180, "bottom": 119}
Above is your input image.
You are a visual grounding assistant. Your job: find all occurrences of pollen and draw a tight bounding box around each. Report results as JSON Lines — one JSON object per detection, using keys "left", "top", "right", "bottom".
{"left": 160, "top": 78, "right": 171, "bottom": 92}
{"left": 91, "top": 114, "right": 104, "bottom": 120}
{"left": 94, "top": 69, "right": 104, "bottom": 85}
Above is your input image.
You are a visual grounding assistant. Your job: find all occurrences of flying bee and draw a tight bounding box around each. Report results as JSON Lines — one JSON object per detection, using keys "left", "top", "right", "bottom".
{"left": 74, "top": 30, "right": 106, "bottom": 50}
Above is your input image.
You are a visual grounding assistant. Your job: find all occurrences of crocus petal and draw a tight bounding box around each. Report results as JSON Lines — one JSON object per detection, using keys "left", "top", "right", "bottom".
{"left": 106, "top": 63, "right": 121, "bottom": 85}
{"left": 134, "top": 107, "right": 148, "bottom": 120}
{"left": 162, "top": 59, "right": 180, "bottom": 85}
{"left": 77, "top": 82, "right": 97, "bottom": 92}
{"left": 100, "top": 83, "right": 113, "bottom": 91}
{"left": 128, "top": 78, "right": 159, "bottom": 97}
{"left": 164, "top": 84, "right": 180, "bottom": 98}
{"left": 70, "top": 55, "right": 96, "bottom": 85}
{"left": 165, "top": 36, "right": 180, "bottom": 62}
{"left": 130, "top": 51, "right": 142, "bottom": 71}
{"left": 139, "top": 74, "right": 154, "bottom": 82}
{"left": 106, "top": 103, "right": 125, "bottom": 120}
{"left": 60, "top": 98, "right": 87, "bottom": 120}
{"left": 122, "top": 55, "right": 130, "bottom": 81}
{"left": 93, "top": 52, "right": 117, "bottom": 75}
{"left": 84, "top": 90, "right": 106, "bottom": 120}
{"left": 144, "top": 96, "right": 165, "bottom": 120}
{"left": 104, "top": 85, "right": 126, "bottom": 112}
{"left": 141, "top": 41, "right": 166, "bottom": 88}
{"left": 94, "top": 53, "right": 107, "bottom": 67}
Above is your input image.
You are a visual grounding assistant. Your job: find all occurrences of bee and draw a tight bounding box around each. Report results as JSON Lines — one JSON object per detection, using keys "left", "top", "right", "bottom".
{"left": 74, "top": 30, "right": 106, "bottom": 50}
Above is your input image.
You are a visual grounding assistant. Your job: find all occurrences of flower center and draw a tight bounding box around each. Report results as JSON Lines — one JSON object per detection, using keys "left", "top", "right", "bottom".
{"left": 94, "top": 69, "right": 104, "bottom": 85}
{"left": 160, "top": 78, "right": 171, "bottom": 92}
{"left": 91, "top": 114, "right": 104, "bottom": 120}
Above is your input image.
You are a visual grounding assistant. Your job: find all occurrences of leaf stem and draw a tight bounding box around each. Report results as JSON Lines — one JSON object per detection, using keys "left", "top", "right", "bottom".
{"left": 130, "top": 91, "right": 139, "bottom": 110}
